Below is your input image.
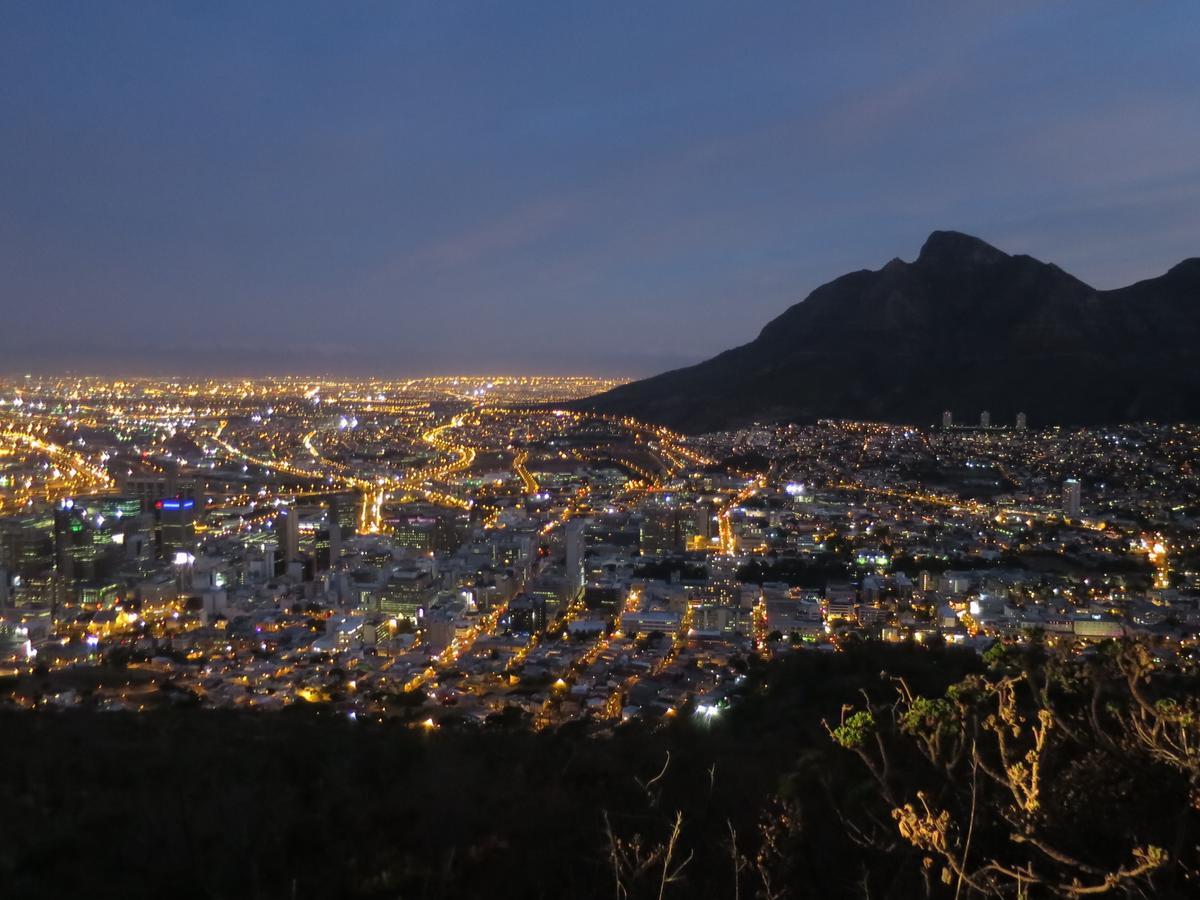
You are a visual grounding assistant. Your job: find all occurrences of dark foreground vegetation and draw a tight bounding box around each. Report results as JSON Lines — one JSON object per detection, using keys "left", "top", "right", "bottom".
{"left": 1, "top": 642, "right": 1197, "bottom": 899}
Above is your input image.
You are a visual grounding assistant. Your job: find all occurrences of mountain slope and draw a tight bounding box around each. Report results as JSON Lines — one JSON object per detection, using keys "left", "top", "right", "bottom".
{"left": 574, "top": 231, "right": 1200, "bottom": 431}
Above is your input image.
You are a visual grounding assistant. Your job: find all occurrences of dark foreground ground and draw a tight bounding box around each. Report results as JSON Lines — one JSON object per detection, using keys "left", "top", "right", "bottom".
{"left": 2, "top": 643, "right": 1194, "bottom": 900}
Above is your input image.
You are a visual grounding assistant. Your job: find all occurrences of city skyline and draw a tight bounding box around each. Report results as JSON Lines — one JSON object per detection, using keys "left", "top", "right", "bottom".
{"left": 2, "top": 370, "right": 1197, "bottom": 898}
{"left": 4, "top": 2, "right": 1200, "bottom": 376}
{"left": 5, "top": 4, "right": 1200, "bottom": 897}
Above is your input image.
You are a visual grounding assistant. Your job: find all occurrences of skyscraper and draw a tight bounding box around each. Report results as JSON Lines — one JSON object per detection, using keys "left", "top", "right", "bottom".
{"left": 638, "top": 500, "right": 707, "bottom": 555}
{"left": 156, "top": 497, "right": 196, "bottom": 557}
{"left": 328, "top": 492, "right": 359, "bottom": 537}
{"left": 122, "top": 473, "right": 199, "bottom": 513}
{"left": 312, "top": 521, "right": 341, "bottom": 572}
{"left": 980, "top": 410, "right": 991, "bottom": 428}
{"left": 390, "top": 514, "right": 457, "bottom": 554}
{"left": 55, "top": 500, "right": 125, "bottom": 581}
{"left": 0, "top": 514, "right": 54, "bottom": 580}
{"left": 1062, "top": 479, "right": 1082, "bottom": 519}
{"left": 565, "top": 518, "right": 586, "bottom": 600}
{"left": 942, "top": 410, "right": 953, "bottom": 429}
{"left": 1016, "top": 412, "right": 1027, "bottom": 430}
{"left": 277, "top": 507, "right": 299, "bottom": 562}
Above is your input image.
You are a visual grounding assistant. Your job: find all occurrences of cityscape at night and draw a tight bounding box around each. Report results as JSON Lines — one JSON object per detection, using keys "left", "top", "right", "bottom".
{"left": 3, "top": 3, "right": 1200, "bottom": 899}
{"left": 1, "top": 375, "right": 1196, "bottom": 714}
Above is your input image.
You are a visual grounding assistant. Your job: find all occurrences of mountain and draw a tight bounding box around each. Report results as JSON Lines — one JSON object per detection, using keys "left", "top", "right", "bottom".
{"left": 573, "top": 231, "right": 1200, "bottom": 432}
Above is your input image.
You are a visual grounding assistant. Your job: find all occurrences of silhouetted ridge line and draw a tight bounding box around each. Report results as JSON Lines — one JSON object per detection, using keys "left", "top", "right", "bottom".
{"left": 572, "top": 231, "right": 1200, "bottom": 431}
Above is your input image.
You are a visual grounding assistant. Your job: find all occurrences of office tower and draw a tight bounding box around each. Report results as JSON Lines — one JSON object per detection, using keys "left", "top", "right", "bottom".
{"left": 54, "top": 501, "right": 123, "bottom": 582}
{"left": 155, "top": 497, "right": 196, "bottom": 557}
{"left": 314, "top": 522, "right": 341, "bottom": 572}
{"left": 391, "top": 515, "right": 434, "bottom": 553}
{"left": 0, "top": 514, "right": 54, "bottom": 580}
{"left": 526, "top": 571, "right": 568, "bottom": 621}
{"left": 707, "top": 555, "right": 743, "bottom": 606}
{"left": 1015, "top": 412, "right": 1027, "bottom": 430}
{"left": 378, "top": 569, "right": 434, "bottom": 621}
{"left": 639, "top": 504, "right": 678, "bottom": 555}
{"left": 391, "top": 514, "right": 457, "bottom": 554}
{"left": 52, "top": 504, "right": 84, "bottom": 581}
{"left": 980, "top": 410, "right": 991, "bottom": 427}
{"left": 330, "top": 520, "right": 342, "bottom": 564}
{"left": 565, "top": 518, "right": 587, "bottom": 600}
{"left": 277, "top": 507, "right": 299, "bottom": 562}
{"left": 122, "top": 473, "right": 199, "bottom": 513}
{"left": 506, "top": 593, "right": 548, "bottom": 635}
{"left": 1062, "top": 479, "right": 1082, "bottom": 519}
{"left": 640, "top": 500, "right": 707, "bottom": 555}
{"left": 942, "top": 410, "right": 953, "bottom": 429}
{"left": 328, "top": 492, "right": 359, "bottom": 537}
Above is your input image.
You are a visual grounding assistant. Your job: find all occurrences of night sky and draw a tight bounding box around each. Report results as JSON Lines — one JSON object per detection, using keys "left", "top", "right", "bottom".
{"left": 3, "top": 2, "right": 1198, "bottom": 377}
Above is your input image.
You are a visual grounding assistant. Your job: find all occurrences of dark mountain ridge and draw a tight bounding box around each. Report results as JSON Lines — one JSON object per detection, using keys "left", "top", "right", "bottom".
{"left": 574, "top": 231, "right": 1200, "bottom": 432}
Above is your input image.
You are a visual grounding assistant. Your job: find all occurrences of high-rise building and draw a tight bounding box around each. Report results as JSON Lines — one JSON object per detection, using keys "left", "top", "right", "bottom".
{"left": 314, "top": 522, "right": 341, "bottom": 572}
{"left": 390, "top": 514, "right": 457, "bottom": 554}
{"left": 639, "top": 501, "right": 708, "bottom": 555}
{"left": 706, "top": 556, "right": 743, "bottom": 607}
{"left": 1015, "top": 412, "right": 1027, "bottom": 430}
{"left": 277, "top": 507, "right": 299, "bottom": 562}
{"left": 327, "top": 492, "right": 359, "bottom": 537}
{"left": 122, "top": 474, "right": 199, "bottom": 513}
{"left": 1062, "top": 479, "right": 1082, "bottom": 520}
{"left": 526, "top": 570, "right": 569, "bottom": 621}
{"left": 378, "top": 569, "right": 434, "bottom": 621}
{"left": 980, "top": 410, "right": 991, "bottom": 428}
{"left": 0, "top": 513, "right": 54, "bottom": 579}
{"left": 506, "top": 593, "right": 548, "bottom": 635}
{"left": 329, "top": 519, "right": 343, "bottom": 566}
{"left": 54, "top": 501, "right": 124, "bottom": 583}
{"left": 155, "top": 497, "right": 196, "bottom": 557}
{"left": 564, "top": 518, "right": 586, "bottom": 600}
{"left": 942, "top": 410, "right": 953, "bottom": 429}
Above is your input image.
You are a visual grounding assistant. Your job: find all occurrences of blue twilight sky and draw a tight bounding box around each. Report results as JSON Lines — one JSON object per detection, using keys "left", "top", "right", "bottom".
{"left": 2, "top": 2, "right": 1198, "bottom": 377}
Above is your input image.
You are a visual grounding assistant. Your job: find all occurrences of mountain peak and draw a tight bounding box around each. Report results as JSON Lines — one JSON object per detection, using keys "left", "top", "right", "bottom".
{"left": 574, "top": 234, "right": 1200, "bottom": 432}
{"left": 1165, "top": 257, "right": 1200, "bottom": 279}
{"left": 917, "top": 230, "right": 1008, "bottom": 266}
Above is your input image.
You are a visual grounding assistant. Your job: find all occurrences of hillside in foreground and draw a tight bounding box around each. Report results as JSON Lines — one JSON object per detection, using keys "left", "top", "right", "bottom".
{"left": 3, "top": 642, "right": 1199, "bottom": 899}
